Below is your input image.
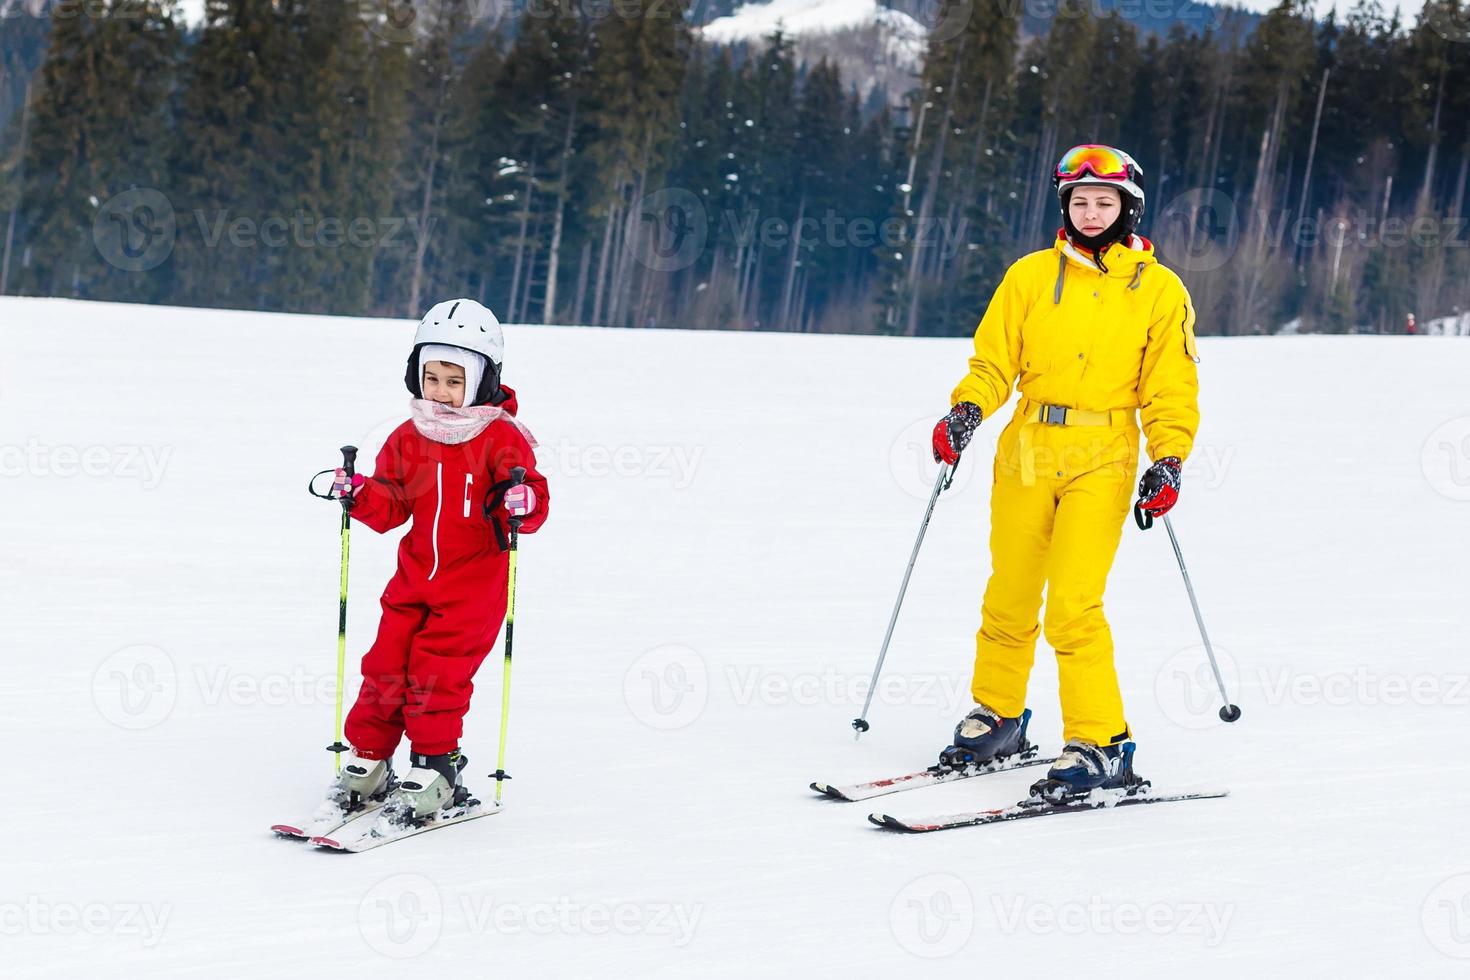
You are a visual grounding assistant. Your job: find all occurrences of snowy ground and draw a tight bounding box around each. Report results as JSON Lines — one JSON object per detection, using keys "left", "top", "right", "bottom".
{"left": 3, "top": 296, "right": 1469, "bottom": 977}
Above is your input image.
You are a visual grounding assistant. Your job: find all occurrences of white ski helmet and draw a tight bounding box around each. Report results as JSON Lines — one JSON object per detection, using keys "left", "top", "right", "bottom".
{"left": 1053, "top": 144, "right": 1145, "bottom": 208}
{"left": 1053, "top": 144, "right": 1146, "bottom": 260}
{"left": 404, "top": 298, "right": 506, "bottom": 405}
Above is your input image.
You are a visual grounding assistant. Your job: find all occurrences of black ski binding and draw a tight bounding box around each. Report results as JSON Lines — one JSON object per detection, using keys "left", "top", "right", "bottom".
{"left": 937, "top": 707, "right": 1036, "bottom": 771}
{"left": 1028, "top": 741, "right": 1149, "bottom": 805}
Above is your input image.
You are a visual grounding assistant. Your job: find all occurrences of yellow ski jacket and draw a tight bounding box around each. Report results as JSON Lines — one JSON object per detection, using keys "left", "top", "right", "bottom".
{"left": 952, "top": 232, "right": 1200, "bottom": 484}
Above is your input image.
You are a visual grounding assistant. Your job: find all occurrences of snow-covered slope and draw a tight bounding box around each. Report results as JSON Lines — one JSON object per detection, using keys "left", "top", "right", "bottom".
{"left": 700, "top": 0, "right": 926, "bottom": 53}
{"left": 698, "top": 0, "right": 927, "bottom": 97}
{"left": 4, "top": 296, "right": 1469, "bottom": 976}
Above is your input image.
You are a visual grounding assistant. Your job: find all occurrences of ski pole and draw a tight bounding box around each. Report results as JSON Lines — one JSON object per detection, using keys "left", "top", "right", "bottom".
{"left": 1134, "top": 504, "right": 1241, "bottom": 722}
{"left": 852, "top": 461, "right": 958, "bottom": 738}
{"left": 308, "top": 446, "right": 359, "bottom": 771}
{"left": 492, "top": 465, "right": 527, "bottom": 805}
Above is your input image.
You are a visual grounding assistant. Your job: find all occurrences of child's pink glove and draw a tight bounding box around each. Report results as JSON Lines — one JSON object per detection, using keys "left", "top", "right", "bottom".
{"left": 504, "top": 484, "right": 537, "bottom": 518}
{"left": 331, "top": 467, "right": 365, "bottom": 506}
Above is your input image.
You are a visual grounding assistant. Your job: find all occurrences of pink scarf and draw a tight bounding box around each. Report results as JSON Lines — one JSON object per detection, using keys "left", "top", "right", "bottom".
{"left": 409, "top": 398, "right": 538, "bottom": 447}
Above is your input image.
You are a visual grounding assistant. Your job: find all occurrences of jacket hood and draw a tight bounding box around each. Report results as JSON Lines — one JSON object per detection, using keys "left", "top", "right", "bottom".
{"left": 1053, "top": 228, "right": 1157, "bottom": 276}
{"left": 1050, "top": 229, "right": 1158, "bottom": 304}
{"left": 492, "top": 384, "right": 520, "bottom": 415}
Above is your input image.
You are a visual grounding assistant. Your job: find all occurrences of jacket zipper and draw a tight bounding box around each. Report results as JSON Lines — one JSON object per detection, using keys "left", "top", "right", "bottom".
{"left": 463, "top": 473, "right": 473, "bottom": 518}
{"left": 428, "top": 461, "right": 443, "bottom": 580}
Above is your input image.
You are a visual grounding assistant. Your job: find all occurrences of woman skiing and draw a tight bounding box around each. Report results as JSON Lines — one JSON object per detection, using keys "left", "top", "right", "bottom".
{"left": 320, "top": 298, "right": 550, "bottom": 826}
{"left": 930, "top": 144, "right": 1199, "bottom": 799}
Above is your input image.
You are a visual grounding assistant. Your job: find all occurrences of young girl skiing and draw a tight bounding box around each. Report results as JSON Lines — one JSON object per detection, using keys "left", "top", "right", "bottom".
{"left": 321, "top": 298, "right": 549, "bottom": 827}
{"left": 931, "top": 144, "right": 1199, "bottom": 800}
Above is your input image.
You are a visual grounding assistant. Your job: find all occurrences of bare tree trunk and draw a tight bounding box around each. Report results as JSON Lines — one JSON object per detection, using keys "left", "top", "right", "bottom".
{"left": 1, "top": 81, "right": 30, "bottom": 296}
{"left": 1186, "top": 75, "right": 1230, "bottom": 264}
{"left": 706, "top": 242, "right": 725, "bottom": 325}
{"left": 572, "top": 238, "right": 591, "bottom": 325}
{"left": 904, "top": 48, "right": 964, "bottom": 337}
{"left": 616, "top": 162, "right": 650, "bottom": 326}
{"left": 1417, "top": 68, "right": 1446, "bottom": 217}
{"left": 1016, "top": 132, "right": 1039, "bottom": 242}
{"left": 951, "top": 77, "right": 995, "bottom": 276}
{"left": 517, "top": 210, "right": 544, "bottom": 323}
{"left": 901, "top": 97, "right": 930, "bottom": 218}
{"left": 1293, "top": 67, "right": 1330, "bottom": 271}
{"left": 1297, "top": 68, "right": 1329, "bottom": 222}
{"left": 408, "top": 75, "right": 449, "bottom": 318}
{"left": 736, "top": 228, "right": 758, "bottom": 326}
{"left": 779, "top": 192, "right": 806, "bottom": 329}
{"left": 1029, "top": 124, "right": 1059, "bottom": 245}
{"left": 591, "top": 196, "right": 618, "bottom": 325}
{"left": 1448, "top": 151, "right": 1468, "bottom": 221}
{"left": 507, "top": 164, "right": 536, "bottom": 323}
{"left": 606, "top": 187, "right": 630, "bottom": 327}
{"left": 1241, "top": 85, "right": 1287, "bottom": 333}
{"left": 794, "top": 265, "right": 810, "bottom": 333}
{"left": 748, "top": 245, "right": 764, "bottom": 328}
{"left": 635, "top": 247, "right": 660, "bottom": 328}
{"left": 542, "top": 101, "right": 578, "bottom": 324}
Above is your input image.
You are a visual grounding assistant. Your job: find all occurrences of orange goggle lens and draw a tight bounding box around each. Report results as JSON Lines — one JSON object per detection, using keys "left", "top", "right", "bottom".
{"left": 1056, "top": 145, "right": 1132, "bottom": 181}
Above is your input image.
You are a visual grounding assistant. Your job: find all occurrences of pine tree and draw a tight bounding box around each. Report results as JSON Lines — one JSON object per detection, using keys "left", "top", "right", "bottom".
{"left": 582, "top": 0, "right": 691, "bottom": 327}
{"left": 433, "top": 25, "right": 507, "bottom": 311}
{"left": 20, "top": 1, "right": 182, "bottom": 301}
{"left": 171, "top": 0, "right": 303, "bottom": 309}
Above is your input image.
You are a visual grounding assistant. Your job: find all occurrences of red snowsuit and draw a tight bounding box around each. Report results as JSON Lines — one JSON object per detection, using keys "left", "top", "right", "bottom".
{"left": 343, "top": 388, "right": 549, "bottom": 759}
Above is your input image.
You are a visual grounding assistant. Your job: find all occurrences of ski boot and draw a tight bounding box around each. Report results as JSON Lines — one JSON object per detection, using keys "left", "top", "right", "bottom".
{"left": 1029, "top": 739, "right": 1147, "bottom": 804}
{"left": 309, "top": 750, "right": 397, "bottom": 822}
{"left": 938, "top": 705, "right": 1034, "bottom": 769}
{"left": 381, "top": 749, "right": 472, "bottom": 827}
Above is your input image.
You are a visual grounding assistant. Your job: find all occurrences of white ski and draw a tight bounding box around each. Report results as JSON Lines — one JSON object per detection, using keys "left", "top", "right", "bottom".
{"left": 271, "top": 799, "right": 388, "bottom": 841}
{"left": 811, "top": 745, "right": 1052, "bottom": 802}
{"left": 312, "top": 798, "right": 502, "bottom": 852}
{"left": 869, "top": 784, "right": 1230, "bottom": 832}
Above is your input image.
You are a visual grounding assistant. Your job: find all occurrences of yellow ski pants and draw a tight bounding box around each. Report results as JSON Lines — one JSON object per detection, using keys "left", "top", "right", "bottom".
{"left": 972, "top": 458, "right": 1134, "bottom": 745}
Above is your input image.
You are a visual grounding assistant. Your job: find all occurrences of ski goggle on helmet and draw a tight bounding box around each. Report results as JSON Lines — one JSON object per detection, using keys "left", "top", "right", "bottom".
{"left": 1054, "top": 144, "right": 1145, "bottom": 207}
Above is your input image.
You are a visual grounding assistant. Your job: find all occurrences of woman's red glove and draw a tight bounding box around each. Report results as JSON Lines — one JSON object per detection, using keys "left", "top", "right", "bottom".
{"left": 1137, "top": 457, "right": 1182, "bottom": 517}
{"left": 932, "top": 402, "right": 983, "bottom": 465}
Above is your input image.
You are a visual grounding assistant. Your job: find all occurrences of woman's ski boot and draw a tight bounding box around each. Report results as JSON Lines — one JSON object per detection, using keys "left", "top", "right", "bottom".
{"left": 939, "top": 706, "right": 1034, "bottom": 769}
{"left": 1029, "top": 739, "right": 1148, "bottom": 804}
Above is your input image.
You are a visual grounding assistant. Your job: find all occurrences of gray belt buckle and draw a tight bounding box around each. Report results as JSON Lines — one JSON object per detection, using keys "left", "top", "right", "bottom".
{"left": 1041, "top": 404, "right": 1068, "bottom": 426}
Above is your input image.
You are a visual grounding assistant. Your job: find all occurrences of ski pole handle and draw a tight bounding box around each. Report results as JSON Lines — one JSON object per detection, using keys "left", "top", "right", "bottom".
{"left": 308, "top": 445, "right": 361, "bottom": 502}
{"left": 1134, "top": 501, "right": 1153, "bottom": 530}
{"left": 337, "top": 446, "right": 358, "bottom": 511}
{"left": 508, "top": 466, "right": 526, "bottom": 533}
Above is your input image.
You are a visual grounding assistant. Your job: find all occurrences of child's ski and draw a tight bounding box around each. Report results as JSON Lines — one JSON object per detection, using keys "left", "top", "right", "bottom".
{"left": 271, "top": 800, "right": 387, "bottom": 841}
{"left": 811, "top": 746, "right": 1052, "bottom": 802}
{"left": 312, "top": 798, "right": 501, "bottom": 853}
{"left": 868, "top": 784, "right": 1229, "bottom": 833}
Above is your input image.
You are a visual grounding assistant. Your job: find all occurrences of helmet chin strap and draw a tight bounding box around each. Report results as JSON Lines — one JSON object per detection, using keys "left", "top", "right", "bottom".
{"left": 1060, "top": 194, "right": 1142, "bottom": 273}
{"left": 1063, "top": 212, "right": 1124, "bottom": 272}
